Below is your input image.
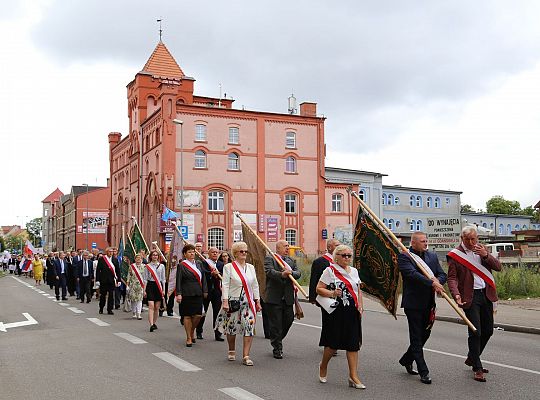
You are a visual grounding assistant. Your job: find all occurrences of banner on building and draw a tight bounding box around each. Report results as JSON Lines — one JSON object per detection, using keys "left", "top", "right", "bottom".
{"left": 426, "top": 217, "right": 461, "bottom": 251}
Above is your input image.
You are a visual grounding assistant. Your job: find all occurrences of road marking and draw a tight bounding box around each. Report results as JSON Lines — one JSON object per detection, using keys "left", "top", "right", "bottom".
{"left": 37, "top": 290, "right": 46, "bottom": 294}
{"left": 0, "top": 313, "right": 38, "bottom": 332}
{"left": 58, "top": 303, "right": 69, "bottom": 306}
{"left": 87, "top": 318, "right": 110, "bottom": 327}
{"left": 114, "top": 332, "right": 147, "bottom": 344}
{"left": 424, "top": 348, "right": 540, "bottom": 376}
{"left": 219, "top": 387, "right": 265, "bottom": 400}
{"left": 293, "top": 321, "right": 322, "bottom": 330}
{"left": 67, "top": 307, "right": 85, "bottom": 314}
{"left": 153, "top": 352, "right": 201, "bottom": 371}
{"left": 47, "top": 296, "right": 56, "bottom": 299}
{"left": 41, "top": 293, "right": 50, "bottom": 296}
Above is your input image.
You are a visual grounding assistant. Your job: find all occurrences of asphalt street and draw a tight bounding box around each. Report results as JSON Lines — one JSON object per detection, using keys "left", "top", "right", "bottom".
{"left": 1, "top": 275, "right": 539, "bottom": 400}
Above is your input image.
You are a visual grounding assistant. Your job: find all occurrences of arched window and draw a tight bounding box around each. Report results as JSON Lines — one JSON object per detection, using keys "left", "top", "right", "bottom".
{"left": 416, "top": 220, "right": 423, "bottom": 231}
{"left": 409, "top": 219, "right": 415, "bottom": 231}
{"left": 409, "top": 195, "right": 415, "bottom": 206}
{"left": 482, "top": 223, "right": 487, "bottom": 228}
{"left": 285, "top": 229, "right": 297, "bottom": 246}
{"left": 434, "top": 197, "right": 441, "bottom": 208}
{"left": 228, "top": 152, "right": 239, "bottom": 170}
{"left": 522, "top": 225, "right": 528, "bottom": 230}
{"left": 208, "top": 227, "right": 225, "bottom": 250}
{"left": 445, "top": 197, "right": 450, "bottom": 206}
{"left": 359, "top": 189, "right": 367, "bottom": 201}
{"left": 228, "top": 127, "right": 239, "bottom": 144}
{"left": 515, "top": 224, "right": 520, "bottom": 231}
{"left": 382, "top": 193, "right": 387, "bottom": 205}
{"left": 388, "top": 194, "right": 394, "bottom": 205}
{"left": 395, "top": 196, "right": 400, "bottom": 205}
{"left": 285, "top": 193, "right": 297, "bottom": 214}
{"left": 331, "top": 193, "right": 343, "bottom": 212}
{"left": 208, "top": 191, "right": 225, "bottom": 211}
{"left": 395, "top": 220, "right": 401, "bottom": 228}
{"left": 285, "top": 156, "right": 297, "bottom": 173}
{"left": 286, "top": 131, "right": 296, "bottom": 148}
{"left": 416, "top": 196, "right": 423, "bottom": 208}
{"left": 195, "top": 124, "right": 207, "bottom": 141}
{"left": 490, "top": 223, "right": 494, "bottom": 230}
{"left": 506, "top": 224, "right": 512, "bottom": 235}
{"left": 427, "top": 197, "right": 432, "bottom": 208}
{"left": 388, "top": 219, "right": 394, "bottom": 230}
{"left": 383, "top": 218, "right": 388, "bottom": 225}
{"left": 498, "top": 224, "right": 504, "bottom": 235}
{"left": 194, "top": 150, "right": 207, "bottom": 168}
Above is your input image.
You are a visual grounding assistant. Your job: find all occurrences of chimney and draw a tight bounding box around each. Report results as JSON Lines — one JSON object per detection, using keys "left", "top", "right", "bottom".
{"left": 108, "top": 132, "right": 122, "bottom": 149}
{"left": 299, "top": 102, "right": 317, "bottom": 117}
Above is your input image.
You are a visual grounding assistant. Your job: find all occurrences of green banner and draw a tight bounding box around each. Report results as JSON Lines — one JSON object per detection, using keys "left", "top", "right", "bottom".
{"left": 130, "top": 222, "right": 149, "bottom": 255}
{"left": 353, "top": 210, "right": 400, "bottom": 318}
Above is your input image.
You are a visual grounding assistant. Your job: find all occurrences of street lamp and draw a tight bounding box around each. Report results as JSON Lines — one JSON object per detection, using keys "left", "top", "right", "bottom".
{"left": 172, "top": 119, "right": 184, "bottom": 227}
{"left": 82, "top": 184, "right": 89, "bottom": 250}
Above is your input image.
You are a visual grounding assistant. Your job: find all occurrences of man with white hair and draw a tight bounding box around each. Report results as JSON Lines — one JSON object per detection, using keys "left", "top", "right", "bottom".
{"left": 447, "top": 226, "right": 501, "bottom": 383}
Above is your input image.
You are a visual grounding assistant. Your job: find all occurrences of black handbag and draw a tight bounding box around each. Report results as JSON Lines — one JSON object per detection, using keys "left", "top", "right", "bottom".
{"left": 228, "top": 287, "right": 244, "bottom": 312}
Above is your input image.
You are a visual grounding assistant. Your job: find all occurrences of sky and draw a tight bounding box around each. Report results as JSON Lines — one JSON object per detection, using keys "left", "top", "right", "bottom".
{"left": 2, "top": 0, "right": 540, "bottom": 227}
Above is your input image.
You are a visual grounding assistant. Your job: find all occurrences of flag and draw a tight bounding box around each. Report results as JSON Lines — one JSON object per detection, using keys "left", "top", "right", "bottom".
{"left": 161, "top": 205, "right": 178, "bottom": 222}
{"left": 118, "top": 235, "right": 128, "bottom": 281}
{"left": 240, "top": 221, "right": 267, "bottom": 300}
{"left": 167, "top": 227, "right": 184, "bottom": 283}
{"left": 130, "top": 222, "right": 150, "bottom": 256}
{"left": 23, "top": 240, "right": 36, "bottom": 257}
{"left": 121, "top": 236, "right": 136, "bottom": 282}
{"left": 353, "top": 210, "right": 400, "bottom": 318}
{"left": 21, "top": 257, "right": 32, "bottom": 272}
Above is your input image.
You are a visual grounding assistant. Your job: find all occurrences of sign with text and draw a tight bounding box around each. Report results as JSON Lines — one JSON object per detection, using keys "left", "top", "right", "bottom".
{"left": 80, "top": 211, "right": 108, "bottom": 234}
{"left": 158, "top": 216, "right": 177, "bottom": 233}
{"left": 266, "top": 217, "right": 278, "bottom": 242}
{"left": 426, "top": 217, "right": 461, "bottom": 251}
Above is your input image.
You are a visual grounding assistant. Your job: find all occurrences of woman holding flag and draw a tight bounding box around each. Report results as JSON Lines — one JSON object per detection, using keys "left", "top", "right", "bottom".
{"left": 144, "top": 251, "right": 166, "bottom": 332}
{"left": 127, "top": 254, "right": 146, "bottom": 320}
{"left": 316, "top": 244, "right": 365, "bottom": 389}
{"left": 215, "top": 241, "right": 261, "bottom": 366}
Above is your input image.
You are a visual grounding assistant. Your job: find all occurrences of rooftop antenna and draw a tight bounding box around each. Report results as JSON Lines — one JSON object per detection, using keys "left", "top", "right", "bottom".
{"left": 218, "top": 83, "right": 222, "bottom": 108}
{"left": 157, "top": 18, "right": 163, "bottom": 41}
{"left": 288, "top": 91, "right": 297, "bottom": 114}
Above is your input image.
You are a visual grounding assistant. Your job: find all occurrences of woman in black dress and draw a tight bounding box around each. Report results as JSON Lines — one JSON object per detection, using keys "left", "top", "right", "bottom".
{"left": 176, "top": 244, "right": 208, "bottom": 346}
{"left": 316, "top": 244, "right": 365, "bottom": 389}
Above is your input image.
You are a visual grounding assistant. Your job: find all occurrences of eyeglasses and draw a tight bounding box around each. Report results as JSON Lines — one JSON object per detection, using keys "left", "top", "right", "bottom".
{"left": 337, "top": 254, "right": 352, "bottom": 258}
{"left": 238, "top": 250, "right": 249, "bottom": 254}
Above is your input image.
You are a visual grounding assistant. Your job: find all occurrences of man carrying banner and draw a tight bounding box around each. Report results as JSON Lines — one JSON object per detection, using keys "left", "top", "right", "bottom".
{"left": 263, "top": 240, "right": 301, "bottom": 359}
{"left": 447, "top": 226, "right": 501, "bottom": 383}
{"left": 196, "top": 247, "right": 224, "bottom": 341}
{"left": 398, "top": 231, "right": 446, "bottom": 384}
{"left": 96, "top": 247, "right": 122, "bottom": 315}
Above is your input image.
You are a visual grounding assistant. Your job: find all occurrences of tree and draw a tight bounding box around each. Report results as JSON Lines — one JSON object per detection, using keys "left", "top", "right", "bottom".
{"left": 0, "top": 236, "right": 5, "bottom": 252}
{"left": 461, "top": 204, "right": 475, "bottom": 213}
{"left": 521, "top": 206, "right": 540, "bottom": 222}
{"left": 26, "top": 217, "right": 42, "bottom": 246}
{"left": 486, "top": 196, "right": 521, "bottom": 215}
{"left": 4, "top": 234, "right": 25, "bottom": 252}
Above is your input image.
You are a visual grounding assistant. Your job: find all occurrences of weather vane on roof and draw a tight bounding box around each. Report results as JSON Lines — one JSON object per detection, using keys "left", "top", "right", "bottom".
{"left": 157, "top": 18, "right": 163, "bottom": 41}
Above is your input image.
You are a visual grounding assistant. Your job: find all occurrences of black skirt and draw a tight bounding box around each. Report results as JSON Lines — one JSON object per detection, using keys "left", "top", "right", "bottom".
{"left": 145, "top": 281, "right": 163, "bottom": 302}
{"left": 319, "top": 303, "right": 362, "bottom": 351}
{"left": 179, "top": 295, "right": 203, "bottom": 317}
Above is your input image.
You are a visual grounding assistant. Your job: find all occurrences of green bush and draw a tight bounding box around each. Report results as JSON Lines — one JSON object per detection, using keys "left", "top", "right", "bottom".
{"left": 495, "top": 267, "right": 540, "bottom": 299}
{"left": 295, "top": 256, "right": 315, "bottom": 286}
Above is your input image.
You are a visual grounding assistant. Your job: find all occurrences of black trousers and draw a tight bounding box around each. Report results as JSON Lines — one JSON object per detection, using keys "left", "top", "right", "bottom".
{"left": 400, "top": 308, "right": 432, "bottom": 377}
{"left": 260, "top": 299, "right": 271, "bottom": 338}
{"left": 55, "top": 274, "right": 67, "bottom": 299}
{"left": 464, "top": 289, "right": 494, "bottom": 371}
{"left": 196, "top": 292, "right": 221, "bottom": 336}
{"left": 79, "top": 277, "right": 92, "bottom": 302}
{"left": 266, "top": 300, "right": 294, "bottom": 353}
{"left": 99, "top": 285, "right": 115, "bottom": 312}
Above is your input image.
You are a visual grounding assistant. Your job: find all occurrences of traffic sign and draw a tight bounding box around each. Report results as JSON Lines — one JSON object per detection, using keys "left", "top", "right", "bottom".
{"left": 91, "top": 242, "right": 97, "bottom": 249}
{"left": 179, "top": 226, "right": 188, "bottom": 239}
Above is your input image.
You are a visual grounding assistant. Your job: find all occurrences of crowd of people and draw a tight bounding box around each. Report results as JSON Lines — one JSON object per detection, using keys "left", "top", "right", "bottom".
{"left": 4, "top": 224, "right": 500, "bottom": 388}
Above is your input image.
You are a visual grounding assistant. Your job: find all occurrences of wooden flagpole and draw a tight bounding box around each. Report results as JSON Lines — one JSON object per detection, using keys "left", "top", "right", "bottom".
{"left": 151, "top": 241, "right": 168, "bottom": 263}
{"left": 234, "top": 211, "right": 308, "bottom": 299}
{"left": 347, "top": 188, "right": 477, "bottom": 332}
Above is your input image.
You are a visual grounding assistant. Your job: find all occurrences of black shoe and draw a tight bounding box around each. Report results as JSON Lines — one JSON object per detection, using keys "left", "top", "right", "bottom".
{"left": 196, "top": 334, "right": 203, "bottom": 340}
{"left": 215, "top": 334, "right": 224, "bottom": 342}
{"left": 62, "top": 297, "right": 67, "bottom": 300}
{"left": 273, "top": 351, "right": 283, "bottom": 359}
{"left": 404, "top": 364, "right": 419, "bottom": 375}
{"left": 420, "top": 375, "right": 432, "bottom": 384}
{"left": 56, "top": 297, "right": 60, "bottom": 300}
{"left": 80, "top": 300, "right": 84, "bottom": 303}
{"left": 99, "top": 310, "right": 103, "bottom": 314}
{"left": 153, "top": 324, "right": 158, "bottom": 330}
{"left": 86, "top": 299, "right": 91, "bottom": 303}
{"left": 76, "top": 297, "right": 80, "bottom": 300}
{"left": 150, "top": 325, "right": 156, "bottom": 332}
{"left": 107, "top": 311, "right": 114, "bottom": 315}
{"left": 167, "top": 312, "right": 173, "bottom": 316}
{"left": 115, "top": 306, "right": 120, "bottom": 310}
{"left": 465, "top": 357, "right": 489, "bottom": 373}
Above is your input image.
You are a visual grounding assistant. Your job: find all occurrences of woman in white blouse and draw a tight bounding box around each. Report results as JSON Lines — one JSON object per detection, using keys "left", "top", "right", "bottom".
{"left": 144, "top": 250, "right": 166, "bottom": 332}
{"left": 215, "top": 241, "right": 261, "bottom": 366}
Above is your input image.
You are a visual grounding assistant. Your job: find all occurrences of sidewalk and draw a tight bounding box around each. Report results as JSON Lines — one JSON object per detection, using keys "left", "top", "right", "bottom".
{"left": 300, "top": 286, "right": 540, "bottom": 335}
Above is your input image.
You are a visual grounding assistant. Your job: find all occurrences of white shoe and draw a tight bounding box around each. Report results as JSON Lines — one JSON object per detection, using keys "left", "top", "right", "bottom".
{"left": 132, "top": 314, "right": 137, "bottom": 319}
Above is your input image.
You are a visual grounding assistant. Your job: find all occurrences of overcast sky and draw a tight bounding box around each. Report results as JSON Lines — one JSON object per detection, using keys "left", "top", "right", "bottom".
{"left": 2, "top": 0, "right": 540, "bottom": 227}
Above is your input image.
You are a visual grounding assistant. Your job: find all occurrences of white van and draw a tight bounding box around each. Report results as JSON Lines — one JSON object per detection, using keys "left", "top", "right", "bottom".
{"left": 485, "top": 243, "right": 514, "bottom": 258}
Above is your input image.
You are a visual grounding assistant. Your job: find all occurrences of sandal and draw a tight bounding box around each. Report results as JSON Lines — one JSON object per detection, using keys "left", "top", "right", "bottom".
{"left": 227, "top": 351, "right": 236, "bottom": 361}
{"left": 242, "top": 356, "right": 254, "bottom": 366}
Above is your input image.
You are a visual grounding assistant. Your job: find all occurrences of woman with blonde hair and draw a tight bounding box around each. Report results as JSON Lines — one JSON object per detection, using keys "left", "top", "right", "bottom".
{"left": 215, "top": 241, "right": 261, "bottom": 366}
{"left": 316, "top": 244, "right": 365, "bottom": 389}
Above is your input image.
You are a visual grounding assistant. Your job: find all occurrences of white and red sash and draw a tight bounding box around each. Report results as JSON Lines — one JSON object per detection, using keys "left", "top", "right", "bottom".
{"left": 448, "top": 248, "right": 496, "bottom": 289}
{"left": 322, "top": 253, "right": 333, "bottom": 264}
{"left": 181, "top": 260, "right": 202, "bottom": 288}
{"left": 275, "top": 254, "right": 297, "bottom": 293}
{"left": 103, "top": 256, "right": 118, "bottom": 282}
{"left": 329, "top": 263, "right": 359, "bottom": 309}
{"left": 206, "top": 258, "right": 222, "bottom": 287}
{"left": 231, "top": 261, "right": 256, "bottom": 317}
{"left": 130, "top": 263, "right": 144, "bottom": 288}
{"left": 145, "top": 263, "right": 164, "bottom": 298}
{"left": 407, "top": 252, "right": 435, "bottom": 278}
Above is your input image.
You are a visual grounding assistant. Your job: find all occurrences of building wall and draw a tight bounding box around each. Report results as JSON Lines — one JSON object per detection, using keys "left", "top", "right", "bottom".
{"left": 76, "top": 187, "right": 111, "bottom": 250}
{"left": 461, "top": 212, "right": 535, "bottom": 238}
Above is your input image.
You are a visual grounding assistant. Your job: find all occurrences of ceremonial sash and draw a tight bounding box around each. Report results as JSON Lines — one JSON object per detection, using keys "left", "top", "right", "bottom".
{"left": 130, "top": 263, "right": 144, "bottom": 288}
{"left": 275, "top": 254, "right": 297, "bottom": 293}
{"left": 322, "top": 253, "right": 333, "bottom": 263}
{"left": 407, "top": 252, "right": 434, "bottom": 278}
{"left": 231, "top": 261, "right": 256, "bottom": 317}
{"left": 206, "top": 258, "right": 222, "bottom": 287}
{"left": 329, "top": 264, "right": 359, "bottom": 309}
{"left": 103, "top": 256, "right": 118, "bottom": 282}
{"left": 145, "top": 263, "right": 164, "bottom": 298}
{"left": 448, "top": 248, "right": 496, "bottom": 289}
{"left": 167, "top": 265, "right": 177, "bottom": 297}
{"left": 181, "top": 260, "right": 202, "bottom": 288}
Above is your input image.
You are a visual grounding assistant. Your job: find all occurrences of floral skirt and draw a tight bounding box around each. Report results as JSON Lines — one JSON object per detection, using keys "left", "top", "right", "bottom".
{"left": 215, "top": 293, "right": 256, "bottom": 337}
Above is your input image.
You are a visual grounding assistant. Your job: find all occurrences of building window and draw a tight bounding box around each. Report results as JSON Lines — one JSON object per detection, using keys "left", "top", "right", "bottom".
{"left": 228, "top": 127, "right": 239, "bottom": 144}
{"left": 522, "top": 225, "right": 528, "bottom": 230}
{"left": 195, "top": 124, "right": 207, "bottom": 141}
{"left": 208, "top": 227, "right": 225, "bottom": 250}
{"left": 228, "top": 152, "right": 239, "bottom": 170}
{"left": 395, "top": 196, "right": 400, "bottom": 205}
{"left": 285, "top": 229, "right": 297, "bottom": 246}
{"left": 409, "top": 219, "right": 416, "bottom": 231}
{"left": 286, "top": 131, "right": 296, "bottom": 148}
{"left": 427, "top": 197, "right": 432, "bottom": 208}
{"left": 490, "top": 223, "right": 494, "bottom": 230}
{"left": 208, "top": 191, "right": 225, "bottom": 211}
{"left": 515, "top": 224, "right": 520, "bottom": 231}
{"left": 416, "top": 196, "right": 423, "bottom": 208}
{"left": 482, "top": 223, "right": 487, "bottom": 228}
{"left": 498, "top": 224, "right": 504, "bottom": 235}
{"left": 388, "top": 194, "right": 394, "bottom": 205}
{"left": 194, "top": 150, "right": 207, "bottom": 168}
{"left": 506, "top": 224, "right": 512, "bottom": 235}
{"left": 382, "top": 193, "right": 387, "bottom": 205}
{"left": 358, "top": 189, "right": 366, "bottom": 201}
{"left": 416, "top": 220, "right": 423, "bottom": 231}
{"left": 383, "top": 218, "right": 388, "bottom": 225}
{"left": 409, "top": 195, "right": 415, "bottom": 207}
{"left": 445, "top": 197, "right": 450, "bottom": 205}
{"left": 395, "top": 220, "right": 401, "bottom": 228}
{"left": 285, "top": 193, "right": 297, "bottom": 214}
{"left": 332, "top": 193, "right": 343, "bottom": 212}
{"left": 285, "top": 156, "right": 297, "bottom": 173}
{"left": 388, "top": 219, "right": 394, "bottom": 230}
{"left": 434, "top": 197, "right": 441, "bottom": 208}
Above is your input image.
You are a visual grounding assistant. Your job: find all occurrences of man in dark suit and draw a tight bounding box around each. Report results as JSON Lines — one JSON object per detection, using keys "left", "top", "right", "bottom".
{"left": 196, "top": 247, "right": 225, "bottom": 341}
{"left": 96, "top": 247, "right": 121, "bottom": 315}
{"left": 309, "top": 239, "right": 340, "bottom": 304}
{"left": 263, "top": 240, "right": 301, "bottom": 359}
{"left": 76, "top": 251, "right": 94, "bottom": 303}
{"left": 54, "top": 252, "right": 69, "bottom": 301}
{"left": 447, "top": 226, "right": 501, "bottom": 383}
{"left": 398, "top": 231, "right": 446, "bottom": 384}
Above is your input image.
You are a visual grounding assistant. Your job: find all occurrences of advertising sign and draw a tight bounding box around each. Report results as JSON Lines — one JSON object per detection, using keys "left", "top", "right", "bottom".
{"left": 426, "top": 217, "right": 461, "bottom": 251}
